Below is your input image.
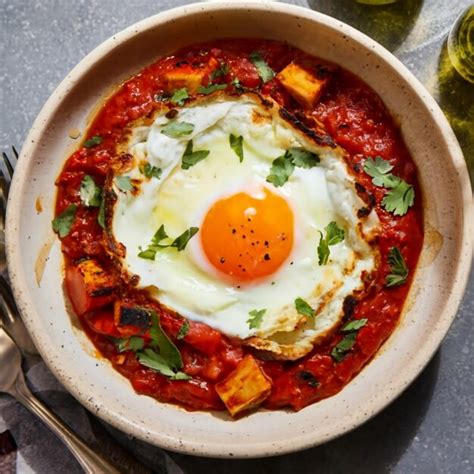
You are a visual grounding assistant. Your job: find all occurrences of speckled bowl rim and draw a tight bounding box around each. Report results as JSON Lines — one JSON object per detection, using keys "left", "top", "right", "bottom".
{"left": 6, "top": 1, "right": 473, "bottom": 458}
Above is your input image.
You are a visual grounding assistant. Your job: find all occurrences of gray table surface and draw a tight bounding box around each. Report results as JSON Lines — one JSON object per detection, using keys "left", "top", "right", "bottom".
{"left": 1, "top": 1, "right": 473, "bottom": 473}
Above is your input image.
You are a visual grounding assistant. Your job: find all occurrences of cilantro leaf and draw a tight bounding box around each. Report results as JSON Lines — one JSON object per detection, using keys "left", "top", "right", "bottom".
{"left": 317, "top": 231, "right": 330, "bottom": 266}
{"left": 177, "top": 320, "right": 189, "bottom": 340}
{"left": 137, "top": 248, "right": 156, "bottom": 260}
{"left": 386, "top": 247, "right": 409, "bottom": 287}
{"left": 198, "top": 83, "right": 227, "bottom": 95}
{"left": 139, "top": 161, "right": 162, "bottom": 179}
{"left": 317, "top": 222, "right": 345, "bottom": 265}
{"left": 229, "top": 134, "right": 244, "bottom": 162}
{"left": 363, "top": 156, "right": 399, "bottom": 188}
{"left": 152, "top": 225, "right": 168, "bottom": 244}
{"left": 138, "top": 224, "right": 198, "bottom": 258}
{"left": 137, "top": 348, "right": 190, "bottom": 380}
{"left": 52, "top": 204, "right": 77, "bottom": 238}
{"left": 170, "top": 88, "right": 189, "bottom": 106}
{"left": 80, "top": 175, "right": 102, "bottom": 207}
{"left": 325, "top": 221, "right": 345, "bottom": 246}
{"left": 295, "top": 297, "right": 315, "bottom": 318}
{"left": 170, "top": 227, "right": 199, "bottom": 251}
{"left": 97, "top": 196, "right": 105, "bottom": 229}
{"left": 342, "top": 318, "right": 368, "bottom": 333}
{"left": 161, "top": 121, "right": 194, "bottom": 138}
{"left": 83, "top": 135, "right": 102, "bottom": 148}
{"left": 211, "top": 62, "right": 229, "bottom": 81}
{"left": 247, "top": 309, "right": 266, "bottom": 329}
{"left": 115, "top": 176, "right": 134, "bottom": 192}
{"left": 382, "top": 181, "right": 415, "bottom": 216}
{"left": 331, "top": 332, "right": 357, "bottom": 362}
{"left": 115, "top": 336, "right": 144, "bottom": 353}
{"left": 363, "top": 156, "right": 414, "bottom": 216}
{"left": 250, "top": 51, "right": 275, "bottom": 83}
{"left": 181, "top": 140, "right": 210, "bottom": 170}
{"left": 266, "top": 154, "right": 295, "bottom": 187}
{"left": 144, "top": 310, "right": 189, "bottom": 380}
{"left": 287, "top": 148, "right": 320, "bottom": 169}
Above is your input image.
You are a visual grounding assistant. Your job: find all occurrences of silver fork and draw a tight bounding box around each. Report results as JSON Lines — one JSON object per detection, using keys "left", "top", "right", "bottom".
{"left": 0, "top": 148, "right": 121, "bottom": 474}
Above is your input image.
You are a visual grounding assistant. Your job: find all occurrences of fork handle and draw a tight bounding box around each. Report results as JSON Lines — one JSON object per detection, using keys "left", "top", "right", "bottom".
{"left": 12, "top": 371, "right": 121, "bottom": 474}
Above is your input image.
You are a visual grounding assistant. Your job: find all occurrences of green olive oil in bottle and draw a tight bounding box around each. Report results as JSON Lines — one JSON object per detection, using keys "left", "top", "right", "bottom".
{"left": 448, "top": 6, "right": 474, "bottom": 83}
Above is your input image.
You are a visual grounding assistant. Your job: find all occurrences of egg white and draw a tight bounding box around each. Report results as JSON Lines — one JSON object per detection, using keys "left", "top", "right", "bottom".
{"left": 110, "top": 94, "right": 379, "bottom": 360}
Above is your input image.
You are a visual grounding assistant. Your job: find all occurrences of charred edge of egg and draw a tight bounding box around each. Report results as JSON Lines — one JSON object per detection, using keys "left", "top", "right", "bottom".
{"left": 105, "top": 90, "right": 382, "bottom": 361}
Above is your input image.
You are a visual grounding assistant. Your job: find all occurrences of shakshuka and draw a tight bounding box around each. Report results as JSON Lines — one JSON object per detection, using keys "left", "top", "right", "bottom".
{"left": 53, "top": 39, "right": 423, "bottom": 416}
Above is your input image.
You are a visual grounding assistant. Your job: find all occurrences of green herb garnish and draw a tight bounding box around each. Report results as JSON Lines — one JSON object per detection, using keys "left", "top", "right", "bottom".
{"left": 181, "top": 140, "right": 210, "bottom": 170}
{"left": 295, "top": 297, "right": 315, "bottom": 319}
{"left": 341, "top": 318, "right": 368, "bottom": 333}
{"left": 139, "top": 161, "right": 162, "bottom": 179}
{"left": 115, "top": 336, "right": 144, "bottom": 353}
{"left": 52, "top": 204, "right": 77, "bottom": 237}
{"left": 331, "top": 332, "right": 357, "bottom": 363}
{"left": 170, "top": 227, "right": 199, "bottom": 251}
{"left": 170, "top": 88, "right": 189, "bottom": 106}
{"left": 198, "top": 83, "right": 227, "bottom": 95}
{"left": 363, "top": 156, "right": 414, "bottom": 216}
{"left": 229, "top": 134, "right": 244, "bottom": 162}
{"left": 115, "top": 176, "right": 134, "bottom": 192}
{"left": 286, "top": 148, "right": 320, "bottom": 168}
{"left": 266, "top": 147, "right": 319, "bottom": 187}
{"left": 137, "top": 349, "right": 190, "bottom": 380}
{"left": 382, "top": 181, "right": 415, "bottom": 216}
{"left": 331, "top": 319, "right": 368, "bottom": 363}
{"left": 79, "top": 175, "right": 101, "bottom": 207}
{"left": 247, "top": 309, "right": 266, "bottom": 329}
{"left": 250, "top": 51, "right": 275, "bottom": 83}
{"left": 317, "top": 222, "right": 345, "bottom": 265}
{"left": 83, "top": 136, "right": 102, "bottom": 148}
{"left": 161, "top": 120, "right": 194, "bottom": 138}
{"left": 210, "top": 63, "right": 229, "bottom": 81}
{"left": 177, "top": 320, "right": 189, "bottom": 340}
{"left": 386, "top": 247, "right": 409, "bottom": 287}
{"left": 266, "top": 154, "right": 295, "bottom": 187}
{"left": 138, "top": 224, "right": 199, "bottom": 259}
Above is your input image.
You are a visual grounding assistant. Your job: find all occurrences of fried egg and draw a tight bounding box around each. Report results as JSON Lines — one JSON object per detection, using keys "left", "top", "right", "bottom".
{"left": 109, "top": 94, "right": 380, "bottom": 360}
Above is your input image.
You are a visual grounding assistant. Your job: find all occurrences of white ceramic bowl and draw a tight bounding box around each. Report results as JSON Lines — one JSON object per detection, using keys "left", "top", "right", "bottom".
{"left": 6, "top": 1, "right": 473, "bottom": 458}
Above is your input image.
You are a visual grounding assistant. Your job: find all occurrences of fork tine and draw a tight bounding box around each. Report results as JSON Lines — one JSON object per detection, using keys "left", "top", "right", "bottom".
{"left": 11, "top": 146, "right": 19, "bottom": 166}
{"left": 2, "top": 152, "right": 14, "bottom": 179}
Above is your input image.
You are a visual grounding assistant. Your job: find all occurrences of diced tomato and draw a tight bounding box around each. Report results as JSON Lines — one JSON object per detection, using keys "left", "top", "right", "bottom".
{"left": 183, "top": 321, "right": 222, "bottom": 356}
{"left": 85, "top": 310, "right": 120, "bottom": 337}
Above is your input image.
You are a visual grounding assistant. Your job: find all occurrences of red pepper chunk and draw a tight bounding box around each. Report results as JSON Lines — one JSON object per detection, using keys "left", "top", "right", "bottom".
{"left": 65, "top": 260, "right": 115, "bottom": 316}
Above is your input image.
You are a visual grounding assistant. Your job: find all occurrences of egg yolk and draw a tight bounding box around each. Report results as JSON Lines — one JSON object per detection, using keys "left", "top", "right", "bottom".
{"left": 201, "top": 188, "right": 294, "bottom": 281}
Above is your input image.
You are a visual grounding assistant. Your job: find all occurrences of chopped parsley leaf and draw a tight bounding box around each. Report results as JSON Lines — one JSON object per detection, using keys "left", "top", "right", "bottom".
{"left": 83, "top": 135, "right": 102, "bottom": 148}
{"left": 317, "top": 222, "right": 345, "bottom": 265}
{"left": 79, "top": 175, "right": 101, "bottom": 207}
{"left": 161, "top": 120, "right": 194, "bottom": 138}
{"left": 363, "top": 156, "right": 415, "bottom": 216}
{"left": 170, "top": 88, "right": 189, "bottom": 106}
{"left": 386, "top": 247, "right": 409, "bottom": 287}
{"left": 229, "top": 134, "right": 244, "bottom": 162}
{"left": 177, "top": 320, "right": 189, "bottom": 340}
{"left": 181, "top": 140, "right": 210, "bottom": 170}
{"left": 52, "top": 204, "right": 77, "bottom": 238}
{"left": 139, "top": 161, "right": 162, "bottom": 179}
{"left": 115, "top": 176, "right": 134, "bottom": 192}
{"left": 247, "top": 309, "right": 266, "bottom": 329}
{"left": 249, "top": 51, "right": 275, "bottom": 83}
{"left": 295, "top": 297, "right": 315, "bottom": 318}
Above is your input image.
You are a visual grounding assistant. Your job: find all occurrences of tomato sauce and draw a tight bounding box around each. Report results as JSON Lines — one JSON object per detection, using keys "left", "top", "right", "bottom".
{"left": 54, "top": 39, "right": 423, "bottom": 413}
